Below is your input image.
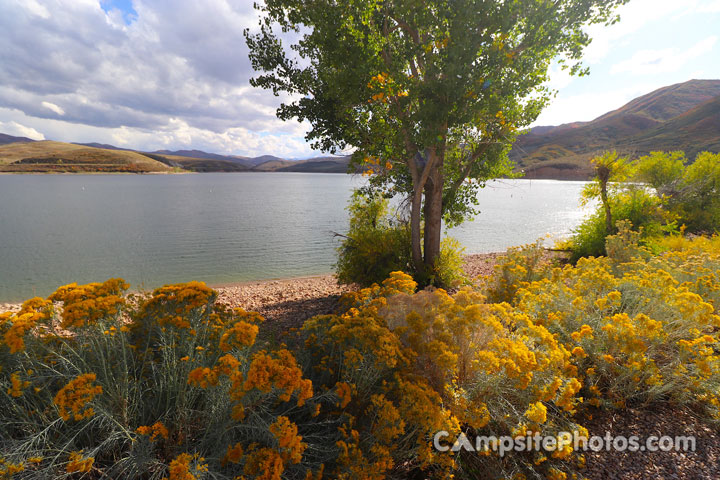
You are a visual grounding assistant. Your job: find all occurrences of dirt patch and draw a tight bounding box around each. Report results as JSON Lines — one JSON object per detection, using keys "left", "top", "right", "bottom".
{"left": 579, "top": 404, "right": 720, "bottom": 480}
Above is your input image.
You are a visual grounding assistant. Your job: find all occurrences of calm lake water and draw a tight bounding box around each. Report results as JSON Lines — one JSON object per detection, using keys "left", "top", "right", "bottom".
{"left": 0, "top": 173, "right": 590, "bottom": 302}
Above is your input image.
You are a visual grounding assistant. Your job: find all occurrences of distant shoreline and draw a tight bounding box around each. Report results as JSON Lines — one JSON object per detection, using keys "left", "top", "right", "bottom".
{"left": 0, "top": 170, "right": 590, "bottom": 181}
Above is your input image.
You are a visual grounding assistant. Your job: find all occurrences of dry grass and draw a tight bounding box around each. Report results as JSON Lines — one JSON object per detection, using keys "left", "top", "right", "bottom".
{"left": 0, "top": 141, "right": 173, "bottom": 172}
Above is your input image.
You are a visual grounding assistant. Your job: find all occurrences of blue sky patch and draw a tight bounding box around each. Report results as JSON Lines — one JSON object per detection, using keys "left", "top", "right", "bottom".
{"left": 101, "top": 0, "right": 137, "bottom": 24}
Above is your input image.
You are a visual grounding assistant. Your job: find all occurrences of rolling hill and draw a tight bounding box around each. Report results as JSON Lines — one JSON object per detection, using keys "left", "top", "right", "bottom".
{"left": 511, "top": 79, "right": 720, "bottom": 178}
{"left": 277, "top": 156, "right": 351, "bottom": 173}
{"left": 0, "top": 141, "right": 174, "bottom": 173}
{"left": 0, "top": 139, "right": 349, "bottom": 174}
{"left": 616, "top": 94, "right": 720, "bottom": 158}
{"left": 0, "top": 133, "right": 35, "bottom": 145}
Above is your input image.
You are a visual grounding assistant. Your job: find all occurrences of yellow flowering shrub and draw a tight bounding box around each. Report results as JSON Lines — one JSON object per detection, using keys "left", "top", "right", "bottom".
{"left": 299, "top": 271, "right": 587, "bottom": 479}
{"left": 4, "top": 230, "right": 720, "bottom": 479}
{"left": 299, "top": 274, "right": 460, "bottom": 478}
{"left": 0, "top": 279, "right": 317, "bottom": 480}
{"left": 483, "top": 240, "right": 553, "bottom": 304}
{"left": 515, "top": 225, "right": 720, "bottom": 416}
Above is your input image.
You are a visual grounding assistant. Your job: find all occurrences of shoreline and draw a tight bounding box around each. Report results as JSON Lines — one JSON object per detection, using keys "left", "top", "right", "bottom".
{"left": 0, "top": 252, "right": 507, "bottom": 315}
{"left": 0, "top": 171, "right": 590, "bottom": 181}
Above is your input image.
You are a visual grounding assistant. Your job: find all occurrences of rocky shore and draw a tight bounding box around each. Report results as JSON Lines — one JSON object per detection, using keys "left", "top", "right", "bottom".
{"left": 0, "top": 252, "right": 503, "bottom": 320}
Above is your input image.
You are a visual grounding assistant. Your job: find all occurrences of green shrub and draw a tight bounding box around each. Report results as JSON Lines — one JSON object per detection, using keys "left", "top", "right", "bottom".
{"left": 675, "top": 152, "right": 720, "bottom": 233}
{"left": 430, "top": 237, "right": 467, "bottom": 289}
{"left": 569, "top": 187, "right": 676, "bottom": 262}
{"left": 335, "top": 191, "right": 413, "bottom": 287}
{"left": 336, "top": 192, "right": 466, "bottom": 288}
{"left": 635, "top": 151, "right": 720, "bottom": 233}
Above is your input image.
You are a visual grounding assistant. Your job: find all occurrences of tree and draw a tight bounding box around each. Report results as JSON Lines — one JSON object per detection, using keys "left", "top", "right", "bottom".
{"left": 582, "top": 151, "right": 633, "bottom": 234}
{"left": 245, "top": 0, "right": 629, "bottom": 280}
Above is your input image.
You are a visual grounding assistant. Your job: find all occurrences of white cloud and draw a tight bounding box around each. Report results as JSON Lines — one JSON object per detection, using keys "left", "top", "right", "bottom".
{"left": 545, "top": 63, "right": 575, "bottom": 91}
{"left": 0, "top": 107, "right": 315, "bottom": 158}
{"left": 13, "top": 0, "right": 50, "bottom": 19}
{"left": 41, "top": 101, "right": 65, "bottom": 116}
{"left": 0, "top": 120, "right": 45, "bottom": 140}
{"left": 0, "top": 0, "right": 315, "bottom": 157}
{"left": 582, "top": 0, "right": 720, "bottom": 64}
{"left": 532, "top": 83, "right": 658, "bottom": 127}
{"left": 698, "top": 0, "right": 720, "bottom": 12}
{"left": 610, "top": 36, "right": 718, "bottom": 76}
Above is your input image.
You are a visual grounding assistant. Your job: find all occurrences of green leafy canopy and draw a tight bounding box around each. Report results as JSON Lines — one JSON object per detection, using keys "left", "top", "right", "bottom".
{"left": 246, "top": 0, "right": 629, "bottom": 223}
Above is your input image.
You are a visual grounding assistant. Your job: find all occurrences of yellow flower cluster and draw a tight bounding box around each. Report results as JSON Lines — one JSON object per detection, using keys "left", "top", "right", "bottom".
{"left": 137, "top": 281, "right": 215, "bottom": 331}
{"left": 136, "top": 421, "right": 169, "bottom": 441}
{"left": 49, "top": 278, "right": 128, "bottom": 329}
{"left": 243, "top": 349, "right": 313, "bottom": 406}
{"left": 162, "top": 453, "right": 208, "bottom": 480}
{"left": 53, "top": 373, "right": 103, "bottom": 421}
{"left": 269, "top": 416, "right": 306, "bottom": 464}
{"left": 243, "top": 448, "right": 284, "bottom": 480}
{"left": 0, "top": 459, "right": 25, "bottom": 476}
{"left": 66, "top": 451, "right": 94, "bottom": 473}
{"left": 7, "top": 372, "right": 30, "bottom": 398}
{"left": 524, "top": 401, "right": 547, "bottom": 424}
{"left": 336, "top": 381, "right": 353, "bottom": 408}
{"left": 222, "top": 442, "right": 244, "bottom": 466}
{"left": 219, "top": 318, "right": 258, "bottom": 351}
{"left": 1, "top": 297, "right": 51, "bottom": 353}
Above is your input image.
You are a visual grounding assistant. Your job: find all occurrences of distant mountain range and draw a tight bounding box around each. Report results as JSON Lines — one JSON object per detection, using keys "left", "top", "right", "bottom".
{"left": 511, "top": 79, "right": 720, "bottom": 179}
{"left": 1, "top": 79, "right": 718, "bottom": 177}
{"left": 0, "top": 136, "right": 351, "bottom": 174}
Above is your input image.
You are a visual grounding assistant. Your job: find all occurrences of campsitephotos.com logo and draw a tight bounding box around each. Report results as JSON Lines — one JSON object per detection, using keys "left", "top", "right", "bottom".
{"left": 433, "top": 430, "right": 696, "bottom": 457}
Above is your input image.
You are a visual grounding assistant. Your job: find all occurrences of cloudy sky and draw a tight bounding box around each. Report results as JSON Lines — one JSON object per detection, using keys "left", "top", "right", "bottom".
{"left": 0, "top": 0, "right": 719, "bottom": 158}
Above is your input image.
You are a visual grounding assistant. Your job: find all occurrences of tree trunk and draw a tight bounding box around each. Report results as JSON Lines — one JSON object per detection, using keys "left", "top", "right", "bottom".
{"left": 410, "top": 188, "right": 423, "bottom": 272}
{"left": 597, "top": 165, "right": 612, "bottom": 234}
{"left": 601, "top": 187, "right": 613, "bottom": 234}
{"left": 423, "top": 149, "right": 444, "bottom": 276}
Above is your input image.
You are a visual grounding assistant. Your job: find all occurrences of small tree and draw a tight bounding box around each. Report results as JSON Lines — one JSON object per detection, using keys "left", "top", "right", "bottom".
{"left": 582, "top": 151, "right": 633, "bottom": 234}
{"left": 246, "top": 0, "right": 629, "bottom": 281}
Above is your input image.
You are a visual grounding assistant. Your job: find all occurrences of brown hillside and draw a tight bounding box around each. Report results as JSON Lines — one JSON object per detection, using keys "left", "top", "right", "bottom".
{"left": 510, "top": 79, "right": 720, "bottom": 178}
{"left": 0, "top": 141, "right": 174, "bottom": 173}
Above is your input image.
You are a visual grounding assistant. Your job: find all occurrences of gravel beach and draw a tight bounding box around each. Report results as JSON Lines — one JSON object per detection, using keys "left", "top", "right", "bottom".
{"left": 214, "top": 252, "right": 502, "bottom": 333}
{"left": 0, "top": 253, "right": 502, "bottom": 318}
